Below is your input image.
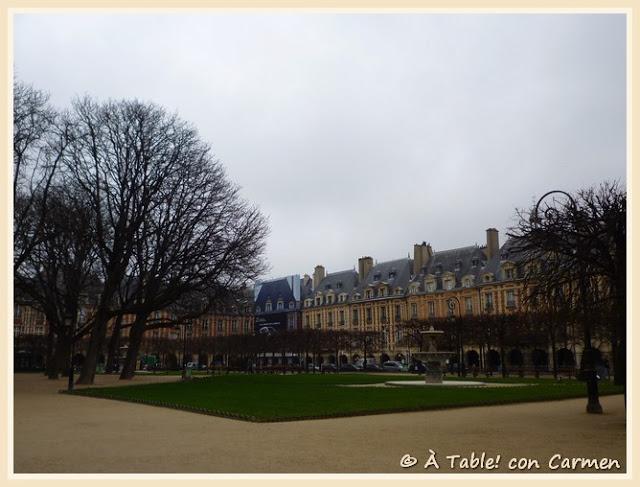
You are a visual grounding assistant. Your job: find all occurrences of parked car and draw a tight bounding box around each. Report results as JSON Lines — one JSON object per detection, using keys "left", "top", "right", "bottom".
{"left": 363, "top": 363, "right": 383, "bottom": 372}
{"left": 321, "top": 363, "right": 337, "bottom": 372}
{"left": 409, "top": 361, "right": 427, "bottom": 374}
{"left": 382, "top": 361, "right": 404, "bottom": 372}
{"left": 185, "top": 362, "right": 198, "bottom": 369}
{"left": 339, "top": 363, "right": 362, "bottom": 372}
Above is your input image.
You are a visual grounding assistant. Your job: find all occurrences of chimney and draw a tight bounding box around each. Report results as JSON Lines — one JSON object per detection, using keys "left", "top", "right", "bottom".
{"left": 485, "top": 228, "right": 499, "bottom": 259}
{"left": 413, "top": 241, "right": 431, "bottom": 275}
{"left": 302, "top": 274, "right": 311, "bottom": 287}
{"left": 358, "top": 256, "right": 373, "bottom": 282}
{"left": 312, "top": 265, "right": 325, "bottom": 291}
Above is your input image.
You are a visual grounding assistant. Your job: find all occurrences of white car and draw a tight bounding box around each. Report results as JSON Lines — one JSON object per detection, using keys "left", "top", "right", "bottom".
{"left": 382, "top": 361, "right": 404, "bottom": 372}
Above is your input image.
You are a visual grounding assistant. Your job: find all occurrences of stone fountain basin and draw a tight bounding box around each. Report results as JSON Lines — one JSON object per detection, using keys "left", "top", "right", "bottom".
{"left": 385, "top": 380, "right": 487, "bottom": 387}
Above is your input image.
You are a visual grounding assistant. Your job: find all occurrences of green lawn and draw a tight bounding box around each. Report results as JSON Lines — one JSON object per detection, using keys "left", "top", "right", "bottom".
{"left": 68, "top": 373, "right": 624, "bottom": 422}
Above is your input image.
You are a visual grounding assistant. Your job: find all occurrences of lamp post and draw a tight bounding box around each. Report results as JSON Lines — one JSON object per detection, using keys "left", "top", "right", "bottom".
{"left": 67, "top": 318, "right": 75, "bottom": 392}
{"left": 531, "top": 190, "right": 602, "bottom": 414}
{"left": 447, "top": 297, "right": 464, "bottom": 377}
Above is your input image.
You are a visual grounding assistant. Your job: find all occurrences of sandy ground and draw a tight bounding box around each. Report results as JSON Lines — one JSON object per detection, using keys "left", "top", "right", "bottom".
{"left": 13, "top": 373, "right": 626, "bottom": 474}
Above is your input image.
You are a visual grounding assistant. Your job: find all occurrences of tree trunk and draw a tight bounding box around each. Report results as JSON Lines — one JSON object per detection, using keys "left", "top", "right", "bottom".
{"left": 76, "top": 310, "right": 109, "bottom": 385}
{"left": 120, "top": 313, "right": 148, "bottom": 380}
{"left": 45, "top": 327, "right": 59, "bottom": 379}
{"left": 106, "top": 314, "right": 123, "bottom": 373}
{"left": 54, "top": 333, "right": 71, "bottom": 378}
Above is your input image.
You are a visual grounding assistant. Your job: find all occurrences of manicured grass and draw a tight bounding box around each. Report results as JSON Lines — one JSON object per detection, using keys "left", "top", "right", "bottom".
{"left": 68, "top": 373, "right": 624, "bottom": 422}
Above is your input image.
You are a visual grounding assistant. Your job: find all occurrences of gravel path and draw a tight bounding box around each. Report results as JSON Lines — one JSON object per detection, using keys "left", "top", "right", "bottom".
{"left": 13, "top": 373, "right": 626, "bottom": 473}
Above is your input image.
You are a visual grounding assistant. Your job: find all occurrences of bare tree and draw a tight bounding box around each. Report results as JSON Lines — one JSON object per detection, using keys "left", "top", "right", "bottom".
{"left": 15, "top": 185, "right": 98, "bottom": 379}
{"left": 13, "top": 81, "right": 73, "bottom": 271}
{"left": 508, "top": 181, "right": 626, "bottom": 411}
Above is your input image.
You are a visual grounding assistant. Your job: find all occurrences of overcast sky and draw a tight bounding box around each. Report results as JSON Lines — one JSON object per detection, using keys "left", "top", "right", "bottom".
{"left": 14, "top": 13, "right": 626, "bottom": 280}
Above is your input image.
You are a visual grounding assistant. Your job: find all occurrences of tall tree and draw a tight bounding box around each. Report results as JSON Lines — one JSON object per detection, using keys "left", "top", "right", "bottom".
{"left": 508, "top": 182, "right": 626, "bottom": 410}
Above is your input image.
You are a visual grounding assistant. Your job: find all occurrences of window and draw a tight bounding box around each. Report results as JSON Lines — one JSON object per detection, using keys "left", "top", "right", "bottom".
{"left": 265, "top": 301, "right": 272, "bottom": 312}
{"left": 365, "top": 289, "right": 373, "bottom": 299}
{"left": 14, "top": 306, "right": 21, "bottom": 319}
{"left": 315, "top": 296, "right": 322, "bottom": 306}
{"left": 380, "top": 306, "right": 388, "bottom": 323}
{"left": 255, "top": 306, "right": 261, "bottom": 313}
{"left": 505, "top": 268, "right": 515, "bottom": 280}
{"left": 395, "top": 287, "right": 403, "bottom": 295}
{"left": 426, "top": 281, "right": 436, "bottom": 293}
{"left": 409, "top": 285, "right": 418, "bottom": 295}
{"left": 463, "top": 277, "right": 473, "bottom": 288}
{"left": 444, "top": 279, "right": 454, "bottom": 291}
{"left": 339, "top": 310, "right": 345, "bottom": 325}
{"left": 277, "top": 300, "right": 284, "bottom": 310}
{"left": 315, "top": 313, "right": 321, "bottom": 328}
{"left": 483, "top": 274, "right": 493, "bottom": 283}
{"left": 289, "top": 301, "right": 295, "bottom": 309}
{"left": 395, "top": 304, "right": 401, "bottom": 321}
{"left": 484, "top": 292, "right": 494, "bottom": 311}
{"left": 411, "top": 303, "right": 418, "bottom": 319}
{"left": 245, "top": 320, "right": 251, "bottom": 332}
{"left": 217, "top": 320, "right": 223, "bottom": 333}
{"left": 428, "top": 301, "right": 435, "bottom": 317}
{"left": 465, "top": 297, "right": 473, "bottom": 314}
{"left": 202, "top": 320, "right": 209, "bottom": 333}
{"left": 472, "top": 257, "right": 480, "bottom": 268}
{"left": 305, "top": 315, "right": 310, "bottom": 328}
{"left": 366, "top": 307, "right": 372, "bottom": 324}
{"left": 336, "top": 281, "right": 343, "bottom": 289}
{"left": 389, "top": 271, "right": 396, "bottom": 279}
{"left": 454, "top": 260, "right": 462, "bottom": 271}
{"left": 327, "top": 295, "right": 334, "bottom": 305}
{"left": 231, "top": 320, "right": 238, "bottom": 333}
{"left": 379, "top": 287, "right": 387, "bottom": 297}
{"left": 506, "top": 290, "right": 516, "bottom": 308}
{"left": 328, "top": 311, "right": 334, "bottom": 326}
{"left": 352, "top": 309, "right": 359, "bottom": 325}
{"left": 373, "top": 272, "right": 381, "bottom": 281}
{"left": 152, "top": 329, "right": 159, "bottom": 337}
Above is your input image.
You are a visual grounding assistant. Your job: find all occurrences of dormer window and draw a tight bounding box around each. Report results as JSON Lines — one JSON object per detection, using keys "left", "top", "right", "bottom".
{"left": 336, "top": 281, "right": 343, "bottom": 289}
{"left": 289, "top": 301, "right": 295, "bottom": 309}
{"left": 425, "top": 280, "right": 436, "bottom": 293}
{"left": 265, "top": 301, "right": 272, "bottom": 312}
{"left": 389, "top": 270, "right": 396, "bottom": 279}
{"left": 454, "top": 260, "right": 462, "bottom": 272}
{"left": 472, "top": 257, "right": 480, "bottom": 268}
{"left": 483, "top": 274, "right": 494, "bottom": 283}
{"left": 373, "top": 272, "right": 381, "bottom": 281}
{"left": 327, "top": 294, "right": 334, "bottom": 305}
{"left": 353, "top": 293, "right": 361, "bottom": 301}
{"left": 277, "top": 300, "right": 284, "bottom": 310}
{"left": 504, "top": 267, "right": 515, "bottom": 280}
{"left": 325, "top": 283, "right": 332, "bottom": 290}
{"left": 379, "top": 287, "right": 387, "bottom": 297}
{"left": 395, "top": 287, "right": 403, "bottom": 295}
{"left": 435, "top": 264, "right": 443, "bottom": 275}
{"left": 315, "top": 296, "right": 322, "bottom": 306}
{"left": 365, "top": 289, "right": 373, "bottom": 299}
{"left": 444, "top": 278, "right": 454, "bottom": 291}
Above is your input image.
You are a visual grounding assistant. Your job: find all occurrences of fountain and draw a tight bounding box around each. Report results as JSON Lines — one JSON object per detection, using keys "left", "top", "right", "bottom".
{"left": 413, "top": 326, "right": 454, "bottom": 384}
{"left": 385, "top": 325, "right": 486, "bottom": 388}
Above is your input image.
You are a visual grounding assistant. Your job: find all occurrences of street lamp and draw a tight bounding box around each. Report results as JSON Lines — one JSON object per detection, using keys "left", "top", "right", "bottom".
{"left": 531, "top": 190, "right": 602, "bottom": 414}
{"left": 447, "top": 297, "right": 464, "bottom": 377}
{"left": 68, "top": 318, "right": 76, "bottom": 392}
